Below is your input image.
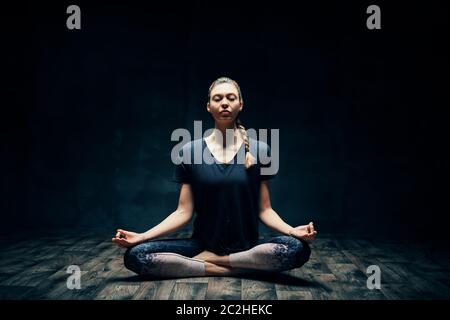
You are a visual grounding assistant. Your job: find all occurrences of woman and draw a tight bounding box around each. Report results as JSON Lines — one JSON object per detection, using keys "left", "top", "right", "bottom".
{"left": 112, "top": 77, "right": 317, "bottom": 278}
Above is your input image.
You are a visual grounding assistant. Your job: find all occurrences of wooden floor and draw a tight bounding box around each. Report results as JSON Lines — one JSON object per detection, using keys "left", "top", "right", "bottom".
{"left": 0, "top": 231, "right": 449, "bottom": 300}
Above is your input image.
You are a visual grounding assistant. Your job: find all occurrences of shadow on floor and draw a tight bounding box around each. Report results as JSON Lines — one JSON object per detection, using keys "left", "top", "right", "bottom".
{"left": 108, "top": 271, "right": 328, "bottom": 290}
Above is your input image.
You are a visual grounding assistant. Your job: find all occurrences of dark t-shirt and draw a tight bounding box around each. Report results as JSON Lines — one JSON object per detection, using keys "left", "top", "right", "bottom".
{"left": 172, "top": 137, "right": 277, "bottom": 255}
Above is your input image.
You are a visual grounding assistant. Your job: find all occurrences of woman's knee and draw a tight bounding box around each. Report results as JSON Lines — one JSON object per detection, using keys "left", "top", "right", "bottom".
{"left": 124, "top": 245, "right": 147, "bottom": 275}
{"left": 272, "top": 236, "right": 311, "bottom": 270}
{"left": 294, "top": 238, "right": 311, "bottom": 267}
{"left": 123, "top": 246, "right": 137, "bottom": 273}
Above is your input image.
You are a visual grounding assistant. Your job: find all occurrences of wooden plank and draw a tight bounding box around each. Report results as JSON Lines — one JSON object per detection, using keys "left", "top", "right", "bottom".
{"left": 1, "top": 233, "right": 448, "bottom": 300}
{"left": 15, "top": 269, "right": 65, "bottom": 299}
{"left": 320, "top": 250, "right": 354, "bottom": 265}
{"left": 337, "top": 283, "right": 386, "bottom": 300}
{"left": 103, "top": 264, "right": 137, "bottom": 283}
{"left": 93, "top": 243, "right": 123, "bottom": 260}
{"left": 334, "top": 238, "right": 364, "bottom": 251}
{"left": 132, "top": 282, "right": 158, "bottom": 300}
{"left": 96, "top": 284, "right": 140, "bottom": 300}
{"left": 282, "top": 266, "right": 341, "bottom": 300}
{"left": 321, "top": 252, "right": 387, "bottom": 300}
{"left": 0, "top": 259, "right": 40, "bottom": 275}
{"left": 242, "top": 289, "right": 277, "bottom": 300}
{"left": 309, "top": 238, "right": 339, "bottom": 251}
{"left": 41, "top": 267, "right": 114, "bottom": 300}
{"left": 31, "top": 251, "right": 93, "bottom": 272}
{"left": 51, "top": 235, "right": 85, "bottom": 246}
{"left": 169, "top": 282, "right": 208, "bottom": 300}
{"left": 342, "top": 249, "right": 404, "bottom": 286}
{"left": 276, "top": 290, "right": 313, "bottom": 300}
{"left": 78, "top": 254, "right": 112, "bottom": 273}
{"left": 153, "top": 280, "right": 176, "bottom": 299}
{"left": 40, "top": 270, "right": 95, "bottom": 300}
{"left": 269, "top": 254, "right": 329, "bottom": 299}
{"left": 206, "top": 277, "right": 241, "bottom": 300}
{"left": 327, "top": 263, "right": 368, "bottom": 284}
{"left": 176, "top": 276, "right": 210, "bottom": 283}
{"left": 242, "top": 279, "right": 277, "bottom": 300}
{"left": 118, "top": 277, "right": 177, "bottom": 300}
{"left": 308, "top": 274, "right": 340, "bottom": 300}
{"left": 386, "top": 262, "right": 450, "bottom": 299}
{"left": 316, "top": 242, "right": 386, "bottom": 299}
{"left": 325, "top": 262, "right": 387, "bottom": 299}
{"left": 65, "top": 237, "right": 106, "bottom": 252}
{"left": 0, "top": 285, "right": 35, "bottom": 299}
{"left": 380, "top": 283, "right": 426, "bottom": 300}
{"left": 0, "top": 270, "right": 54, "bottom": 287}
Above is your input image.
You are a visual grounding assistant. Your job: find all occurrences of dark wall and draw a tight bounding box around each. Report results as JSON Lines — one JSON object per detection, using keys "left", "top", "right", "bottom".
{"left": 3, "top": 1, "right": 449, "bottom": 242}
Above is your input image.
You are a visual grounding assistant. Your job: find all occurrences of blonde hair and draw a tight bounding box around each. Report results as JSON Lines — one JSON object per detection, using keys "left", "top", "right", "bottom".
{"left": 208, "top": 77, "right": 256, "bottom": 169}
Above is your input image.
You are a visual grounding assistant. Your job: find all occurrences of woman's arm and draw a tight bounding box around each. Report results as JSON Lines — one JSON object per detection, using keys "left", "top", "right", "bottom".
{"left": 258, "top": 181, "right": 317, "bottom": 241}
{"left": 112, "top": 183, "right": 194, "bottom": 247}
{"left": 258, "top": 181, "right": 294, "bottom": 235}
{"left": 141, "top": 183, "right": 194, "bottom": 240}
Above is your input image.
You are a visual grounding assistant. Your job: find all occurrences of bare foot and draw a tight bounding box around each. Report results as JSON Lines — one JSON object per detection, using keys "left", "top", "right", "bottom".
{"left": 193, "top": 251, "right": 230, "bottom": 266}
{"left": 204, "top": 262, "right": 250, "bottom": 276}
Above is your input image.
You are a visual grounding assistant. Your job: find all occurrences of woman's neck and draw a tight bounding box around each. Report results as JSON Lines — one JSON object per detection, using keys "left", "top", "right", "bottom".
{"left": 213, "top": 122, "right": 238, "bottom": 147}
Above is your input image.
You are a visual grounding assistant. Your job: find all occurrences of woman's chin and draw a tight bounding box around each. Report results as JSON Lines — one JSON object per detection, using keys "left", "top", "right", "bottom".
{"left": 214, "top": 117, "right": 235, "bottom": 123}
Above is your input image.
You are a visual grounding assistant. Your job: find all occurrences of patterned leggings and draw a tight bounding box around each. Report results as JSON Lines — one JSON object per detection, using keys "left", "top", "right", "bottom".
{"left": 123, "top": 236, "right": 311, "bottom": 278}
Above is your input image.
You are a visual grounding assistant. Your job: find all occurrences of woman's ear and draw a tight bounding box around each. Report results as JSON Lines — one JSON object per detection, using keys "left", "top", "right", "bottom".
{"left": 239, "top": 102, "right": 243, "bottom": 112}
{"left": 206, "top": 102, "right": 211, "bottom": 113}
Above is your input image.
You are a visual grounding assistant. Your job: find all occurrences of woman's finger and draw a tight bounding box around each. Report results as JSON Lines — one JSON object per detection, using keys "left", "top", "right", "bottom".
{"left": 112, "top": 237, "right": 127, "bottom": 245}
{"left": 117, "top": 229, "right": 129, "bottom": 236}
{"left": 309, "top": 222, "right": 315, "bottom": 233}
{"left": 115, "top": 239, "right": 128, "bottom": 247}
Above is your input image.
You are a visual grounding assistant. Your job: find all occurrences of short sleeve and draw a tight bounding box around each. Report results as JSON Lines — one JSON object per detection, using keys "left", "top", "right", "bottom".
{"left": 259, "top": 143, "right": 278, "bottom": 181}
{"left": 171, "top": 149, "right": 191, "bottom": 184}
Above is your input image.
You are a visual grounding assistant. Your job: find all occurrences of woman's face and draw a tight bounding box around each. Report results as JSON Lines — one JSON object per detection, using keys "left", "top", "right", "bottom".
{"left": 207, "top": 83, "right": 243, "bottom": 124}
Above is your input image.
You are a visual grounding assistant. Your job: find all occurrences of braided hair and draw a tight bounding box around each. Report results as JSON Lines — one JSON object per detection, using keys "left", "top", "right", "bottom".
{"left": 208, "top": 77, "right": 256, "bottom": 169}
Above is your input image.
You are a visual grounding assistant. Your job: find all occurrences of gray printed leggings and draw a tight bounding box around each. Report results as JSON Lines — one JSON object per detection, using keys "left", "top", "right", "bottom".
{"left": 124, "top": 236, "right": 311, "bottom": 278}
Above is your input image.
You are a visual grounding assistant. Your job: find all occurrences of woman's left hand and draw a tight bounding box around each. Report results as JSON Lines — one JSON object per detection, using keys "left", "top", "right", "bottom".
{"left": 289, "top": 222, "right": 317, "bottom": 242}
{"left": 112, "top": 229, "right": 145, "bottom": 248}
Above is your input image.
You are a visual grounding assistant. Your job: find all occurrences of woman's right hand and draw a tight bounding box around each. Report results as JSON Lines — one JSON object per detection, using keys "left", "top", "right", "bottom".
{"left": 111, "top": 229, "right": 145, "bottom": 248}
{"left": 289, "top": 222, "right": 317, "bottom": 242}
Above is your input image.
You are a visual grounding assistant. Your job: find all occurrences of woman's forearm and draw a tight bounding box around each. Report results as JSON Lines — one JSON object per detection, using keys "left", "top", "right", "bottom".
{"left": 141, "top": 209, "right": 192, "bottom": 241}
{"left": 259, "top": 208, "right": 294, "bottom": 236}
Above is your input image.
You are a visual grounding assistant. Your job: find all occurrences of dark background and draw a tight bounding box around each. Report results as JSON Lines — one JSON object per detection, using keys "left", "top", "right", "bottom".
{"left": 3, "top": 1, "right": 449, "bottom": 244}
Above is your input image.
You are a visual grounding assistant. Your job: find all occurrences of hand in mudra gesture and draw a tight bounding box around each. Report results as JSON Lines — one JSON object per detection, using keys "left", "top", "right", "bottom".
{"left": 289, "top": 222, "right": 317, "bottom": 242}
{"left": 111, "top": 229, "right": 145, "bottom": 248}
